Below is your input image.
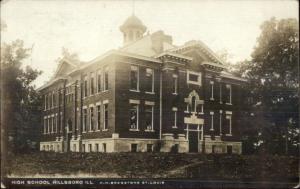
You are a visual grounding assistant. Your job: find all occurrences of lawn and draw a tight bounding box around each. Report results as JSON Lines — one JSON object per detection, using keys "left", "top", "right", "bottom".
{"left": 4, "top": 152, "right": 299, "bottom": 182}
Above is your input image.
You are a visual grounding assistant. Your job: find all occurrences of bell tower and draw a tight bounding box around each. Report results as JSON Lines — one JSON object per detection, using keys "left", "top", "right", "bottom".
{"left": 120, "top": 14, "right": 147, "bottom": 45}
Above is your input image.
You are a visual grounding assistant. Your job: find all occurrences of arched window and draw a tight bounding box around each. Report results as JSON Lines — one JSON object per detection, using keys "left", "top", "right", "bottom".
{"left": 191, "top": 96, "right": 196, "bottom": 112}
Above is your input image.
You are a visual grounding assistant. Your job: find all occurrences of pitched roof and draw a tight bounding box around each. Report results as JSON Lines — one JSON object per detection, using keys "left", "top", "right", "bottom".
{"left": 119, "top": 32, "right": 176, "bottom": 57}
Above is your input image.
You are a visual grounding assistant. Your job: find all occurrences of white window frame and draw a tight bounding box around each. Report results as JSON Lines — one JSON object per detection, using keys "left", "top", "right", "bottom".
{"left": 145, "top": 103, "right": 154, "bottom": 132}
{"left": 103, "top": 102, "right": 108, "bottom": 131}
{"left": 104, "top": 66, "right": 109, "bottom": 91}
{"left": 82, "top": 108, "right": 87, "bottom": 133}
{"left": 43, "top": 117, "right": 47, "bottom": 134}
{"left": 210, "top": 111, "right": 214, "bottom": 131}
{"left": 84, "top": 75, "right": 88, "bottom": 98}
{"left": 97, "top": 69, "right": 102, "bottom": 93}
{"left": 129, "top": 101, "right": 139, "bottom": 131}
{"left": 145, "top": 68, "right": 154, "bottom": 94}
{"left": 44, "top": 95, "right": 47, "bottom": 110}
{"left": 210, "top": 81, "right": 214, "bottom": 100}
{"left": 219, "top": 110, "right": 223, "bottom": 136}
{"left": 96, "top": 104, "right": 101, "bottom": 131}
{"left": 172, "top": 74, "right": 178, "bottom": 95}
{"left": 89, "top": 106, "right": 94, "bottom": 132}
{"left": 172, "top": 107, "right": 178, "bottom": 128}
{"left": 187, "top": 70, "right": 202, "bottom": 86}
{"left": 90, "top": 72, "right": 95, "bottom": 95}
{"left": 226, "top": 84, "right": 232, "bottom": 105}
{"left": 226, "top": 111, "right": 232, "bottom": 136}
{"left": 130, "top": 65, "right": 139, "bottom": 92}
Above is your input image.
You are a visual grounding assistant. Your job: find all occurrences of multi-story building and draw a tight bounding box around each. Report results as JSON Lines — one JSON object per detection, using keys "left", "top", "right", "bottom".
{"left": 38, "top": 15, "right": 246, "bottom": 154}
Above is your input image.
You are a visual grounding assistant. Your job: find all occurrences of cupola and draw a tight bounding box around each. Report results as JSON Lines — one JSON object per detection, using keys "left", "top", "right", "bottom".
{"left": 120, "top": 14, "right": 147, "bottom": 45}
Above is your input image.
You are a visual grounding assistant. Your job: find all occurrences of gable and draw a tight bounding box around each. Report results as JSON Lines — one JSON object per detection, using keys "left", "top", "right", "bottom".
{"left": 54, "top": 60, "right": 78, "bottom": 78}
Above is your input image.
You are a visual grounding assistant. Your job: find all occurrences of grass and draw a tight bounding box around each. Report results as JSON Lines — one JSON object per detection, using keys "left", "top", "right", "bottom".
{"left": 4, "top": 152, "right": 299, "bottom": 181}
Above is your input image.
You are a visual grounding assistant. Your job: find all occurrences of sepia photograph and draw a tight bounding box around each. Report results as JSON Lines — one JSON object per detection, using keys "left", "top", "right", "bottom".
{"left": 1, "top": 0, "right": 299, "bottom": 188}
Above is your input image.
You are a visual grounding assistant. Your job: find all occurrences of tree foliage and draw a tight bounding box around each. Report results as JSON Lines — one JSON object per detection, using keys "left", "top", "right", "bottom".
{"left": 237, "top": 18, "right": 299, "bottom": 155}
{"left": 1, "top": 39, "right": 42, "bottom": 153}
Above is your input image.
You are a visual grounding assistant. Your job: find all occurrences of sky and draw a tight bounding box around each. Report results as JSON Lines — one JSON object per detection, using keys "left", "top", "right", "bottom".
{"left": 1, "top": 0, "right": 298, "bottom": 87}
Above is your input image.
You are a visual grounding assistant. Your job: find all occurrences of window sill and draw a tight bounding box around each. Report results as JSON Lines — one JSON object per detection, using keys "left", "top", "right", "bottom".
{"left": 184, "top": 111, "right": 189, "bottom": 113}
{"left": 95, "top": 129, "right": 101, "bottom": 132}
{"left": 145, "top": 91, "right": 155, "bottom": 94}
{"left": 102, "top": 129, "right": 108, "bottom": 131}
{"left": 210, "top": 98, "right": 214, "bottom": 101}
{"left": 172, "top": 126, "right": 178, "bottom": 129}
{"left": 102, "top": 90, "right": 109, "bottom": 93}
{"left": 129, "top": 129, "right": 139, "bottom": 132}
{"left": 129, "top": 90, "right": 140, "bottom": 93}
{"left": 209, "top": 129, "right": 214, "bottom": 131}
{"left": 198, "top": 112, "right": 204, "bottom": 115}
{"left": 145, "top": 129, "right": 155, "bottom": 132}
{"left": 172, "top": 93, "right": 178, "bottom": 95}
{"left": 225, "top": 103, "right": 232, "bottom": 105}
{"left": 82, "top": 131, "right": 87, "bottom": 133}
{"left": 225, "top": 134, "right": 232, "bottom": 136}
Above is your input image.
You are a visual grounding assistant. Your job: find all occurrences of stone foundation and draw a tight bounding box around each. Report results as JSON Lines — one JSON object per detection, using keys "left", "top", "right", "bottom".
{"left": 40, "top": 133, "right": 241, "bottom": 154}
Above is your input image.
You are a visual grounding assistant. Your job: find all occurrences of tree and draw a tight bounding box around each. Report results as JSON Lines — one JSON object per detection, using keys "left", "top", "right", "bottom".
{"left": 237, "top": 17, "right": 299, "bottom": 155}
{"left": 1, "top": 39, "right": 42, "bottom": 154}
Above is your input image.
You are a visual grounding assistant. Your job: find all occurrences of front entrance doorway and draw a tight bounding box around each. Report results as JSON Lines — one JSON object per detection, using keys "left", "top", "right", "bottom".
{"left": 188, "top": 131, "right": 198, "bottom": 152}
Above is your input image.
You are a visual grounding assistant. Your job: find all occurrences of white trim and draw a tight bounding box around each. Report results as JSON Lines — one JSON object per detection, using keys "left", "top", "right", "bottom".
{"left": 89, "top": 104, "right": 95, "bottom": 107}
{"left": 210, "top": 112, "right": 214, "bottom": 131}
{"left": 129, "top": 99, "right": 140, "bottom": 104}
{"left": 145, "top": 101, "right": 155, "bottom": 106}
{"left": 103, "top": 100, "right": 109, "bottom": 104}
{"left": 172, "top": 107, "right": 178, "bottom": 111}
{"left": 225, "top": 111, "right": 232, "bottom": 115}
{"left": 96, "top": 102, "right": 101, "bottom": 106}
{"left": 187, "top": 70, "right": 202, "bottom": 86}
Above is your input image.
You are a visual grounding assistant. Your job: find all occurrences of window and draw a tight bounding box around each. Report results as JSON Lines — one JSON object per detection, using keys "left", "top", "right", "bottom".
{"left": 73, "top": 144, "right": 76, "bottom": 152}
{"left": 52, "top": 93, "right": 54, "bottom": 108}
{"left": 103, "top": 143, "right": 106, "bottom": 152}
{"left": 226, "top": 113, "right": 232, "bottom": 135}
{"left": 97, "top": 105, "right": 101, "bottom": 130}
{"left": 130, "top": 66, "right": 139, "bottom": 91}
{"left": 131, "top": 144, "right": 138, "bottom": 152}
{"left": 44, "top": 95, "right": 47, "bottom": 110}
{"left": 60, "top": 112, "right": 63, "bottom": 133}
{"left": 53, "top": 115, "right": 56, "bottom": 133}
{"left": 84, "top": 76, "right": 88, "bottom": 97}
{"left": 82, "top": 144, "right": 86, "bottom": 152}
{"left": 47, "top": 117, "right": 50, "bottom": 133}
{"left": 145, "top": 105, "right": 153, "bottom": 131}
{"left": 90, "top": 73, "right": 95, "bottom": 95}
{"left": 191, "top": 96, "right": 197, "bottom": 113}
{"left": 88, "top": 144, "right": 92, "bottom": 152}
{"left": 210, "top": 81, "right": 214, "bottom": 100}
{"left": 43, "top": 118, "right": 47, "bottom": 134}
{"left": 212, "top": 145, "right": 216, "bottom": 154}
{"left": 97, "top": 70, "right": 101, "bottom": 93}
{"left": 103, "top": 104, "right": 108, "bottom": 130}
{"left": 210, "top": 112, "right": 214, "bottom": 131}
{"left": 130, "top": 104, "right": 139, "bottom": 130}
{"left": 198, "top": 104, "right": 204, "bottom": 114}
{"left": 50, "top": 116, "right": 53, "bottom": 133}
{"left": 95, "top": 144, "right": 99, "bottom": 152}
{"left": 187, "top": 71, "right": 201, "bottom": 86}
{"left": 172, "top": 107, "right": 178, "bottom": 128}
{"left": 83, "top": 108, "right": 87, "bottom": 132}
{"left": 147, "top": 144, "right": 153, "bottom": 152}
{"left": 173, "top": 74, "right": 178, "bottom": 94}
{"left": 226, "top": 84, "right": 232, "bottom": 104}
{"left": 145, "top": 68, "right": 154, "bottom": 93}
{"left": 104, "top": 66, "right": 109, "bottom": 91}
{"left": 48, "top": 93, "right": 52, "bottom": 109}
{"left": 90, "top": 107, "right": 94, "bottom": 131}
{"left": 219, "top": 110, "right": 223, "bottom": 135}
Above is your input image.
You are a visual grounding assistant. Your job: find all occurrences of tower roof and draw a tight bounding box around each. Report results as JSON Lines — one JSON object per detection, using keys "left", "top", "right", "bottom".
{"left": 120, "top": 14, "right": 146, "bottom": 32}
